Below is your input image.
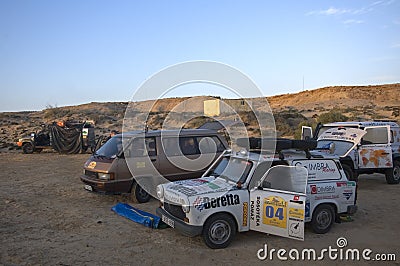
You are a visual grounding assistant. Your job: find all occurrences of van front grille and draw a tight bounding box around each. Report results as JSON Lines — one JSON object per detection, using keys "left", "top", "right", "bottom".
{"left": 85, "top": 170, "right": 98, "bottom": 179}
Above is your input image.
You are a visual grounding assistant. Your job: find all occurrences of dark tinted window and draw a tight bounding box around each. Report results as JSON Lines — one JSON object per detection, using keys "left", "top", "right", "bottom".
{"left": 162, "top": 137, "right": 199, "bottom": 156}
{"left": 179, "top": 137, "right": 199, "bottom": 155}
{"left": 197, "top": 136, "right": 226, "bottom": 153}
{"left": 130, "top": 137, "right": 157, "bottom": 157}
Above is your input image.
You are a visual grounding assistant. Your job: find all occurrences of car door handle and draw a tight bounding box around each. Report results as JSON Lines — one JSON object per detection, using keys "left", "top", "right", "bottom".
{"left": 290, "top": 200, "right": 303, "bottom": 204}
{"left": 151, "top": 158, "right": 156, "bottom": 162}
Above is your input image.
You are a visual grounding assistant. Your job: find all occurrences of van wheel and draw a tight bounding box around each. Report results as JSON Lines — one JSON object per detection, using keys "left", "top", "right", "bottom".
{"left": 131, "top": 182, "right": 151, "bottom": 203}
{"left": 311, "top": 204, "right": 335, "bottom": 234}
{"left": 342, "top": 164, "right": 356, "bottom": 181}
{"left": 22, "top": 143, "right": 34, "bottom": 154}
{"left": 385, "top": 160, "right": 400, "bottom": 184}
{"left": 202, "top": 213, "right": 236, "bottom": 249}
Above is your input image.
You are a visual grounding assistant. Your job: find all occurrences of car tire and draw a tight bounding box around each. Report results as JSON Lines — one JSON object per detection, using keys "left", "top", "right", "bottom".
{"left": 311, "top": 204, "right": 335, "bottom": 234}
{"left": 385, "top": 160, "right": 400, "bottom": 184}
{"left": 22, "top": 143, "right": 34, "bottom": 154}
{"left": 342, "top": 164, "right": 356, "bottom": 181}
{"left": 131, "top": 182, "right": 151, "bottom": 203}
{"left": 202, "top": 213, "right": 236, "bottom": 249}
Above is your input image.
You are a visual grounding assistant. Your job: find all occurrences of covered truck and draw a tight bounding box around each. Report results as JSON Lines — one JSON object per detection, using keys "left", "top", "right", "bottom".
{"left": 17, "top": 120, "right": 96, "bottom": 154}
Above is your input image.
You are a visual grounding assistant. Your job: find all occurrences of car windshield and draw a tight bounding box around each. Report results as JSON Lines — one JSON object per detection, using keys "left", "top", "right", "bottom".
{"left": 316, "top": 140, "right": 354, "bottom": 156}
{"left": 317, "top": 126, "right": 358, "bottom": 138}
{"left": 95, "top": 136, "right": 122, "bottom": 159}
{"left": 211, "top": 157, "right": 253, "bottom": 183}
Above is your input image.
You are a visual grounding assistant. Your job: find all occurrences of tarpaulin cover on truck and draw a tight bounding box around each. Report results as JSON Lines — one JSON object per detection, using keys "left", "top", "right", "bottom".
{"left": 49, "top": 124, "right": 83, "bottom": 154}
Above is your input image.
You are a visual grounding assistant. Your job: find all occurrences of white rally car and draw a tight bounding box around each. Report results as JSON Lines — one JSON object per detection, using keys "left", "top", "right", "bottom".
{"left": 156, "top": 146, "right": 357, "bottom": 249}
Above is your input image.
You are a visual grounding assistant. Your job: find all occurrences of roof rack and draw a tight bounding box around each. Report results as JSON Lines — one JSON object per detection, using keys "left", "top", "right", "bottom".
{"left": 236, "top": 137, "right": 317, "bottom": 159}
{"left": 372, "top": 119, "right": 398, "bottom": 123}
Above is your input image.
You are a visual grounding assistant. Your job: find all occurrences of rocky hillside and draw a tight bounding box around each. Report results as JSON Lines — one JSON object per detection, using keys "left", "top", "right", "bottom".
{"left": 1, "top": 84, "right": 399, "bottom": 151}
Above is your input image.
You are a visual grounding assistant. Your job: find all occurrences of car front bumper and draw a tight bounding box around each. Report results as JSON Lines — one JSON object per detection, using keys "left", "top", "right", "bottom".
{"left": 80, "top": 174, "right": 133, "bottom": 194}
{"left": 156, "top": 207, "right": 203, "bottom": 237}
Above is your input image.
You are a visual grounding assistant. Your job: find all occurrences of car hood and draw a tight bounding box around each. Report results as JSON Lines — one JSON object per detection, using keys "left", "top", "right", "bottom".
{"left": 161, "top": 176, "right": 235, "bottom": 205}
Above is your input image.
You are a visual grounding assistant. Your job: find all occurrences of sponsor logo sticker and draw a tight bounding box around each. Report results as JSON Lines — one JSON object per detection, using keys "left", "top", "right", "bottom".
{"left": 87, "top": 161, "right": 96, "bottom": 169}
{"left": 243, "top": 202, "right": 248, "bottom": 226}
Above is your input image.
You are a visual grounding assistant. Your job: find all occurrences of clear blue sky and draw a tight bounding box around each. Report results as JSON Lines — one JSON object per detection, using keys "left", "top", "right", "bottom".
{"left": 1, "top": 0, "right": 399, "bottom": 112}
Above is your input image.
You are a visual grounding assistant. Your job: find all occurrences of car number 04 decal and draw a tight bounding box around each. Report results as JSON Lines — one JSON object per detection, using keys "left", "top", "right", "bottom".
{"left": 265, "top": 206, "right": 284, "bottom": 220}
{"left": 262, "top": 196, "right": 287, "bottom": 228}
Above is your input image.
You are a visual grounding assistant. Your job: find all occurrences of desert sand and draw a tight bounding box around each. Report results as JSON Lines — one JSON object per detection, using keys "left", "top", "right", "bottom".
{"left": 1, "top": 152, "right": 399, "bottom": 265}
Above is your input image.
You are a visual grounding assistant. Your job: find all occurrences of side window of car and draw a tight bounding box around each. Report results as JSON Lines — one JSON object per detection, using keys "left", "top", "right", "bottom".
{"left": 363, "top": 128, "right": 389, "bottom": 144}
{"left": 196, "top": 136, "right": 225, "bottom": 154}
{"left": 145, "top": 137, "right": 157, "bottom": 157}
{"left": 179, "top": 137, "right": 199, "bottom": 155}
{"left": 162, "top": 137, "right": 199, "bottom": 156}
{"left": 212, "top": 136, "right": 226, "bottom": 152}
{"left": 130, "top": 137, "right": 157, "bottom": 157}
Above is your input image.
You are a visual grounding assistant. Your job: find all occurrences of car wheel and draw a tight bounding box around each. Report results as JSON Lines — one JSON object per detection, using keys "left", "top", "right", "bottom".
{"left": 202, "top": 213, "right": 236, "bottom": 249}
{"left": 22, "top": 143, "right": 34, "bottom": 154}
{"left": 311, "top": 204, "right": 335, "bottom": 234}
{"left": 131, "top": 182, "right": 151, "bottom": 203}
{"left": 385, "top": 160, "right": 400, "bottom": 184}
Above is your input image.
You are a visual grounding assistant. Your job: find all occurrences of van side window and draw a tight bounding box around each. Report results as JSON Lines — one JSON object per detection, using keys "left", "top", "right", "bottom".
{"left": 162, "top": 137, "right": 200, "bottom": 156}
{"left": 131, "top": 137, "right": 157, "bottom": 157}
{"left": 146, "top": 137, "right": 157, "bottom": 157}
{"left": 179, "top": 137, "right": 199, "bottom": 155}
{"left": 197, "top": 136, "right": 225, "bottom": 153}
{"left": 363, "top": 128, "right": 389, "bottom": 144}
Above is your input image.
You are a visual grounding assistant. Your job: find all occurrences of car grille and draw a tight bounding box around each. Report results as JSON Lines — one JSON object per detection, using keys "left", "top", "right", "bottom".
{"left": 85, "top": 170, "right": 98, "bottom": 179}
{"left": 164, "top": 203, "right": 185, "bottom": 221}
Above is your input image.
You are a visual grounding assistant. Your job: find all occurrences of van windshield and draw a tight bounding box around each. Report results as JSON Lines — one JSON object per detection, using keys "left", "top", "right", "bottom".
{"left": 95, "top": 136, "right": 122, "bottom": 159}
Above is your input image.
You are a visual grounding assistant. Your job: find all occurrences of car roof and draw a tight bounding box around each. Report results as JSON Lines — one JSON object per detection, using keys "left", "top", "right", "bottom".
{"left": 322, "top": 121, "right": 399, "bottom": 128}
{"left": 114, "top": 129, "right": 221, "bottom": 138}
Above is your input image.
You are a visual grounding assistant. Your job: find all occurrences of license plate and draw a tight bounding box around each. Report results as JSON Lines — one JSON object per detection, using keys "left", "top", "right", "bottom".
{"left": 162, "top": 215, "right": 175, "bottom": 228}
{"left": 84, "top": 185, "right": 93, "bottom": 191}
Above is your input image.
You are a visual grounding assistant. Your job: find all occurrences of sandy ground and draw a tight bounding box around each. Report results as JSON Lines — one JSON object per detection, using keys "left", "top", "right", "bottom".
{"left": 0, "top": 152, "right": 399, "bottom": 265}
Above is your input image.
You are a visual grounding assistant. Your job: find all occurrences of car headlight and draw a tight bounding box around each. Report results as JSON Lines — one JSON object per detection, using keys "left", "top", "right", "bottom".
{"left": 182, "top": 203, "right": 190, "bottom": 213}
{"left": 98, "top": 173, "right": 111, "bottom": 180}
{"left": 156, "top": 185, "right": 164, "bottom": 199}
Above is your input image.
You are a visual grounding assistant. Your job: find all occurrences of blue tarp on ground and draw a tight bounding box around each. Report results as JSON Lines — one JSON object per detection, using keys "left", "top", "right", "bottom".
{"left": 111, "top": 203, "right": 161, "bottom": 229}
